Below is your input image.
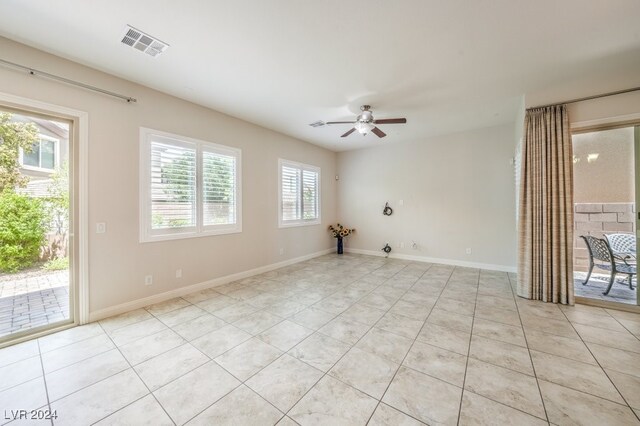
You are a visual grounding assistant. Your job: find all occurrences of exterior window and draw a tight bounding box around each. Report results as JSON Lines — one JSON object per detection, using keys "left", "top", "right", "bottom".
{"left": 140, "top": 128, "right": 241, "bottom": 242}
{"left": 22, "top": 135, "right": 58, "bottom": 170}
{"left": 278, "top": 159, "right": 320, "bottom": 227}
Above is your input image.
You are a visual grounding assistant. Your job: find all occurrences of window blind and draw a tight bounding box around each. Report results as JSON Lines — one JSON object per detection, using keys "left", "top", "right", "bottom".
{"left": 281, "top": 165, "right": 301, "bottom": 221}
{"left": 302, "top": 169, "right": 318, "bottom": 220}
{"left": 203, "top": 150, "right": 237, "bottom": 226}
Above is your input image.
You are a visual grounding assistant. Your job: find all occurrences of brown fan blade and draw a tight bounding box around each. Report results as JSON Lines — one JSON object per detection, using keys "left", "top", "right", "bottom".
{"left": 326, "top": 121, "right": 356, "bottom": 125}
{"left": 371, "top": 127, "right": 387, "bottom": 138}
{"left": 341, "top": 128, "right": 356, "bottom": 137}
{"left": 373, "top": 118, "right": 407, "bottom": 124}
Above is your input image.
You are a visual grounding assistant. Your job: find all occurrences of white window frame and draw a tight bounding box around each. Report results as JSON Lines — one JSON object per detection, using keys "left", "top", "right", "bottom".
{"left": 278, "top": 158, "right": 321, "bottom": 228}
{"left": 20, "top": 133, "right": 59, "bottom": 172}
{"left": 140, "top": 127, "right": 242, "bottom": 243}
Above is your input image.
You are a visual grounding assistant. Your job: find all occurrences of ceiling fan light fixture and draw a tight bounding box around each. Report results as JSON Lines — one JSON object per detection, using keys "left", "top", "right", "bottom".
{"left": 354, "top": 121, "right": 374, "bottom": 135}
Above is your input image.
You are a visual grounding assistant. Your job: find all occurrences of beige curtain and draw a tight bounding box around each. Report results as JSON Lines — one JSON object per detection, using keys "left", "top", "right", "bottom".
{"left": 517, "top": 105, "right": 574, "bottom": 304}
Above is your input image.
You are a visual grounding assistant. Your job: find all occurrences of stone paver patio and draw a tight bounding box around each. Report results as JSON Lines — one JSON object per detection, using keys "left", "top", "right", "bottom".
{"left": 574, "top": 271, "right": 637, "bottom": 305}
{"left": 0, "top": 270, "right": 70, "bottom": 338}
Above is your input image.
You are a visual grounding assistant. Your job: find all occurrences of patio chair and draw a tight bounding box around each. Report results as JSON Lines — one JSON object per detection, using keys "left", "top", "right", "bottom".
{"left": 605, "top": 233, "right": 636, "bottom": 264}
{"left": 581, "top": 235, "right": 636, "bottom": 295}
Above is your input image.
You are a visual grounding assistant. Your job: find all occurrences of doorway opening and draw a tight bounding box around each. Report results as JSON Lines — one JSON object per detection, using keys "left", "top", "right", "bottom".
{"left": 572, "top": 125, "right": 639, "bottom": 307}
{"left": 0, "top": 107, "right": 74, "bottom": 343}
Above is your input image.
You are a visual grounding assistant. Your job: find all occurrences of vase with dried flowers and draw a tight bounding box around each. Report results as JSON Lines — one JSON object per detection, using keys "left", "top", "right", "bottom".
{"left": 328, "top": 223, "right": 355, "bottom": 254}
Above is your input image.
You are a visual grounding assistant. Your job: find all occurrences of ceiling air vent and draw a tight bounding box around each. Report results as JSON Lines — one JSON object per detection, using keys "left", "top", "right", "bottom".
{"left": 309, "top": 121, "right": 326, "bottom": 127}
{"left": 121, "top": 25, "right": 169, "bottom": 57}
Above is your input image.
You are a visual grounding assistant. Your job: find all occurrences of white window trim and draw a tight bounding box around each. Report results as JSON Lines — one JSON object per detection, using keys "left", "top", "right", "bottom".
{"left": 278, "top": 158, "right": 321, "bottom": 228}
{"left": 139, "top": 127, "right": 242, "bottom": 243}
{"left": 19, "top": 133, "right": 59, "bottom": 172}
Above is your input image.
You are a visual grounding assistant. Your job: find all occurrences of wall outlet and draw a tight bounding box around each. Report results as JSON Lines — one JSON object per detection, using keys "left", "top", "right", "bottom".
{"left": 144, "top": 275, "right": 153, "bottom": 286}
{"left": 96, "top": 222, "right": 106, "bottom": 234}
{"left": 465, "top": 248, "right": 472, "bottom": 255}
{"left": 279, "top": 248, "right": 284, "bottom": 255}
{"left": 175, "top": 269, "right": 182, "bottom": 278}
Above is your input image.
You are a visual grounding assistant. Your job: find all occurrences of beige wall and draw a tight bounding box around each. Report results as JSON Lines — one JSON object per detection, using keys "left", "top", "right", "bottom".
{"left": 336, "top": 124, "right": 517, "bottom": 270}
{"left": 573, "top": 127, "right": 634, "bottom": 203}
{"left": 0, "top": 37, "right": 337, "bottom": 314}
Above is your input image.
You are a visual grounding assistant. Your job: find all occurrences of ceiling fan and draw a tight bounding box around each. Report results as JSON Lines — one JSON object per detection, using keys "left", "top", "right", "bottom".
{"left": 325, "top": 105, "right": 407, "bottom": 138}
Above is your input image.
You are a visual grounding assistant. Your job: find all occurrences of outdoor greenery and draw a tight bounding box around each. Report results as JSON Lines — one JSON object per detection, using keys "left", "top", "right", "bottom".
{"left": 0, "top": 190, "right": 48, "bottom": 272}
{"left": 0, "top": 112, "right": 38, "bottom": 192}
{"left": 43, "top": 256, "right": 69, "bottom": 271}
{"left": 43, "top": 163, "right": 70, "bottom": 260}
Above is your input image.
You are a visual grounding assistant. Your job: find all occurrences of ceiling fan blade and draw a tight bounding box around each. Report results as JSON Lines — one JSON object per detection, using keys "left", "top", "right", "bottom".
{"left": 373, "top": 118, "right": 407, "bottom": 124}
{"left": 341, "top": 128, "right": 356, "bottom": 137}
{"left": 326, "top": 121, "right": 356, "bottom": 125}
{"left": 371, "top": 127, "right": 387, "bottom": 138}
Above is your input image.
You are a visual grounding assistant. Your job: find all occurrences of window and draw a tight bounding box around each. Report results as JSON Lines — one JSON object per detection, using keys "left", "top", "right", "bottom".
{"left": 278, "top": 159, "right": 320, "bottom": 227}
{"left": 21, "top": 134, "right": 58, "bottom": 171}
{"left": 140, "top": 128, "right": 241, "bottom": 242}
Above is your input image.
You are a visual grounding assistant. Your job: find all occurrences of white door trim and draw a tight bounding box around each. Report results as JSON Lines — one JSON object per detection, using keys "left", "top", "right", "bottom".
{"left": 0, "top": 91, "right": 90, "bottom": 325}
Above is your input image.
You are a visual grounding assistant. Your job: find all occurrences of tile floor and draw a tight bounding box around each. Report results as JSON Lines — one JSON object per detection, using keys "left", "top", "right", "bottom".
{"left": 1, "top": 253, "right": 640, "bottom": 425}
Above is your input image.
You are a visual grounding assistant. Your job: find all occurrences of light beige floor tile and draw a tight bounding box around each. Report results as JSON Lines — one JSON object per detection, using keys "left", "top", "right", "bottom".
{"left": 473, "top": 318, "right": 526, "bottom": 347}
{"left": 375, "top": 312, "right": 424, "bottom": 339}
{"left": 233, "top": 310, "right": 284, "bottom": 335}
{"left": 368, "top": 403, "right": 425, "bottom": 426}
{"left": 339, "top": 303, "right": 387, "bottom": 326}
{"left": 524, "top": 329, "right": 597, "bottom": 365}
{"left": 215, "top": 337, "right": 282, "bottom": 381}
{"left": 0, "top": 340, "right": 39, "bottom": 368}
{"left": 356, "top": 327, "right": 413, "bottom": 364}
{"left": 288, "top": 333, "right": 351, "bottom": 372}
{"left": 246, "top": 354, "right": 323, "bottom": 412}
{"left": 416, "top": 323, "right": 471, "bottom": 355}
{"left": 574, "top": 323, "right": 640, "bottom": 354}
{"left": 562, "top": 310, "right": 628, "bottom": 332}
{"left": 119, "top": 328, "right": 185, "bottom": 365}
{"left": 459, "top": 391, "right": 547, "bottom": 426}
{"left": 474, "top": 305, "right": 521, "bottom": 327}
{"left": 403, "top": 341, "right": 467, "bottom": 387}
{"left": 0, "top": 355, "right": 42, "bottom": 393}
{"left": 530, "top": 350, "right": 624, "bottom": 404}
{"left": 276, "top": 416, "right": 299, "bottom": 426}
{"left": 605, "top": 369, "right": 640, "bottom": 409}
{"left": 46, "top": 349, "right": 129, "bottom": 401}
{"left": 359, "top": 293, "right": 397, "bottom": 311}
{"left": 38, "top": 323, "right": 104, "bottom": 353}
{"left": 329, "top": 347, "right": 399, "bottom": 399}
{"left": 426, "top": 309, "right": 473, "bottom": 333}
{"left": 587, "top": 342, "right": 640, "bottom": 378}
{"left": 464, "top": 358, "right": 545, "bottom": 419}
{"left": 212, "top": 302, "right": 260, "bottom": 323}
{"left": 171, "top": 314, "right": 226, "bottom": 341}
{"left": 475, "top": 295, "right": 517, "bottom": 311}
{"left": 195, "top": 294, "right": 238, "bottom": 312}
{"left": 434, "top": 297, "right": 476, "bottom": 317}
{"left": 0, "top": 376, "right": 48, "bottom": 418}
{"left": 145, "top": 298, "right": 191, "bottom": 316}
{"left": 41, "top": 333, "right": 114, "bottom": 373}
{"left": 521, "top": 314, "right": 579, "bottom": 340}
{"left": 469, "top": 335, "right": 533, "bottom": 375}
{"left": 99, "top": 309, "right": 154, "bottom": 334}
{"left": 290, "top": 307, "right": 336, "bottom": 330}
{"left": 266, "top": 299, "right": 310, "bottom": 317}
{"left": 181, "top": 288, "right": 221, "bottom": 305}
{"left": 134, "top": 343, "right": 208, "bottom": 391}
{"left": 289, "top": 375, "right": 378, "bottom": 426}
{"left": 95, "top": 394, "right": 173, "bottom": 425}
{"left": 110, "top": 318, "right": 167, "bottom": 347}
{"left": 186, "top": 385, "right": 282, "bottom": 425}
{"left": 382, "top": 366, "right": 462, "bottom": 425}
{"left": 153, "top": 361, "right": 240, "bottom": 425}
{"left": 539, "top": 379, "right": 638, "bottom": 426}
{"left": 313, "top": 295, "right": 355, "bottom": 315}
{"left": 258, "top": 320, "right": 313, "bottom": 351}
{"left": 156, "top": 305, "right": 207, "bottom": 328}
{"left": 389, "top": 300, "right": 435, "bottom": 321}
{"left": 191, "top": 324, "right": 251, "bottom": 358}
{"left": 318, "top": 317, "right": 370, "bottom": 345}
{"left": 51, "top": 369, "right": 148, "bottom": 426}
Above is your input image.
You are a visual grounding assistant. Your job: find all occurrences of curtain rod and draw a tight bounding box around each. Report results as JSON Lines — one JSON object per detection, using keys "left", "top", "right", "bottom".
{"left": 0, "top": 58, "right": 137, "bottom": 103}
{"left": 529, "top": 86, "right": 640, "bottom": 110}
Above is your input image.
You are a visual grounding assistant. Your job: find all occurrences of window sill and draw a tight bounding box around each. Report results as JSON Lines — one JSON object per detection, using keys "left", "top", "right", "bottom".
{"left": 140, "top": 226, "right": 242, "bottom": 243}
{"left": 278, "top": 220, "right": 321, "bottom": 229}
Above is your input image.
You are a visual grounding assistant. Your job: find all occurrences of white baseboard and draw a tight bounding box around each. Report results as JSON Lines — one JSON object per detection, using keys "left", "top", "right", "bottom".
{"left": 89, "top": 248, "right": 334, "bottom": 322}
{"left": 345, "top": 248, "right": 517, "bottom": 273}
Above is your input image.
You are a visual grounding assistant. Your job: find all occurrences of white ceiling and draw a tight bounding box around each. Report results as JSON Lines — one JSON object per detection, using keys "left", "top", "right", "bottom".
{"left": 0, "top": 1, "right": 639, "bottom": 151}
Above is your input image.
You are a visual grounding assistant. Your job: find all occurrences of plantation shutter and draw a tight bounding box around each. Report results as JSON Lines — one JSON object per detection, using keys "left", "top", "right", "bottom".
{"left": 281, "top": 165, "right": 301, "bottom": 221}
{"left": 150, "top": 141, "right": 196, "bottom": 229}
{"left": 203, "top": 150, "right": 237, "bottom": 226}
{"left": 302, "top": 169, "right": 318, "bottom": 220}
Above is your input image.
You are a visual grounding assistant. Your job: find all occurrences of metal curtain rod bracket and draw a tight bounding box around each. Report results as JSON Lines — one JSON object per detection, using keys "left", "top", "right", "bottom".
{"left": 0, "top": 58, "right": 137, "bottom": 103}
{"left": 528, "top": 86, "right": 640, "bottom": 110}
